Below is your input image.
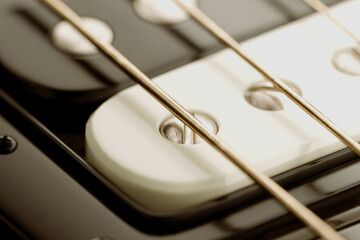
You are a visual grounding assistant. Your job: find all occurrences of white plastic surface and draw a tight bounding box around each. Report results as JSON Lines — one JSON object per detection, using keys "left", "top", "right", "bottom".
{"left": 51, "top": 17, "right": 114, "bottom": 56}
{"left": 132, "top": 0, "right": 197, "bottom": 25}
{"left": 86, "top": 0, "right": 360, "bottom": 213}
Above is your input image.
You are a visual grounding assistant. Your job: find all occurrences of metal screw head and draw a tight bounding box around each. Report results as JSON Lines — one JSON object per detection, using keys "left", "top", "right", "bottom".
{"left": 0, "top": 135, "right": 17, "bottom": 154}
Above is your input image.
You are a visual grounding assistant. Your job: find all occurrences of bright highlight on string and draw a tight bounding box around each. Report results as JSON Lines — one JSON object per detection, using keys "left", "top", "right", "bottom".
{"left": 303, "top": 0, "right": 360, "bottom": 45}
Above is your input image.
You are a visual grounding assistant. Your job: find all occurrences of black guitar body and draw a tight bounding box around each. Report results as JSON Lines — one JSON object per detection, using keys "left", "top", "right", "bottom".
{"left": 1, "top": 0, "right": 360, "bottom": 239}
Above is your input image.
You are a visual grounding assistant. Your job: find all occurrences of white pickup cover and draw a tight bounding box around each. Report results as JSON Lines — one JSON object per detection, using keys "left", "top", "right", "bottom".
{"left": 86, "top": 0, "right": 360, "bottom": 213}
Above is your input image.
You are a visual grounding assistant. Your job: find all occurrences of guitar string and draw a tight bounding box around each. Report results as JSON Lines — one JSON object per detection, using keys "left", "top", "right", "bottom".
{"left": 39, "top": 0, "right": 345, "bottom": 239}
{"left": 303, "top": 0, "right": 360, "bottom": 46}
{"left": 173, "top": 0, "right": 360, "bottom": 156}
{"left": 173, "top": 0, "right": 360, "bottom": 238}
{"left": 172, "top": 0, "right": 360, "bottom": 237}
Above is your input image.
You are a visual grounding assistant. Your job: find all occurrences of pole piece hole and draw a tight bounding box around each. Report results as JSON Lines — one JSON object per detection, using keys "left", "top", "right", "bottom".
{"left": 332, "top": 47, "right": 360, "bottom": 76}
{"left": 244, "top": 80, "right": 302, "bottom": 111}
{"left": 159, "top": 113, "right": 218, "bottom": 145}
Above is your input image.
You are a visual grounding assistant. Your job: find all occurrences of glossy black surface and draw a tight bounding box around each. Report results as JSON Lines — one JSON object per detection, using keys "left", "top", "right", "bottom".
{"left": 1, "top": 0, "right": 360, "bottom": 239}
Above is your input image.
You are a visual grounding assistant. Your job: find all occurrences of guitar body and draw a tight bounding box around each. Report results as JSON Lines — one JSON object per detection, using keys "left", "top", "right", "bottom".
{"left": 1, "top": 0, "right": 360, "bottom": 239}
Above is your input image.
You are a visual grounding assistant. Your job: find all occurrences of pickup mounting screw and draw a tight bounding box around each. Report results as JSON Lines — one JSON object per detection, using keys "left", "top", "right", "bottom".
{"left": 0, "top": 135, "right": 17, "bottom": 154}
